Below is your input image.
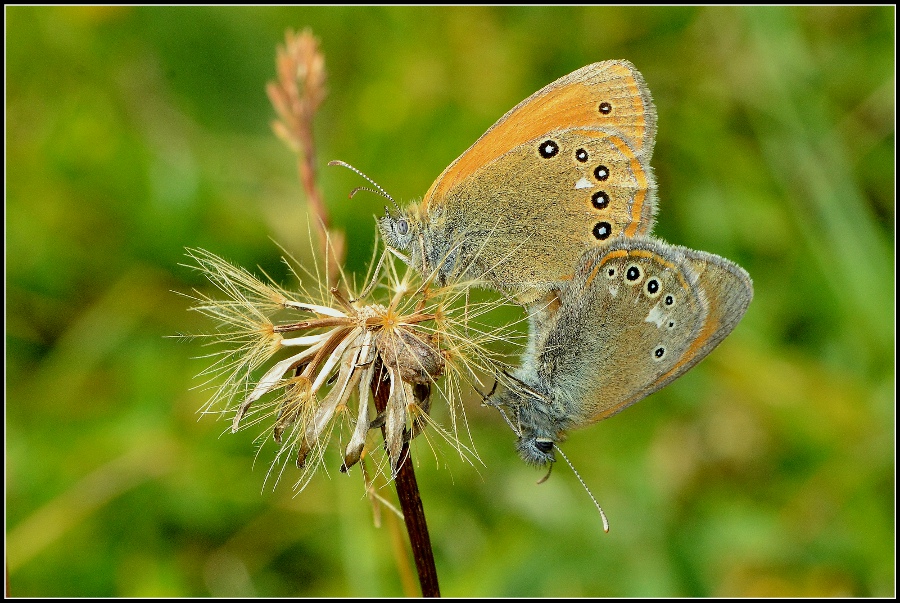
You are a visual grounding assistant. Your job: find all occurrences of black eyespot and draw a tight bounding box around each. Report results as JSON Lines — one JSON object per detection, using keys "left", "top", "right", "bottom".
{"left": 654, "top": 346, "right": 665, "bottom": 359}
{"left": 592, "top": 222, "right": 612, "bottom": 240}
{"left": 668, "top": 321, "right": 675, "bottom": 328}
{"left": 645, "top": 278, "right": 660, "bottom": 296}
{"left": 594, "top": 165, "right": 610, "bottom": 181}
{"left": 599, "top": 102, "right": 612, "bottom": 115}
{"left": 535, "top": 440, "right": 553, "bottom": 453}
{"left": 397, "top": 219, "right": 409, "bottom": 236}
{"left": 539, "top": 140, "right": 559, "bottom": 158}
{"left": 591, "top": 191, "right": 610, "bottom": 209}
{"left": 575, "top": 148, "right": 588, "bottom": 162}
{"left": 626, "top": 266, "right": 641, "bottom": 281}
{"left": 665, "top": 294, "right": 675, "bottom": 306}
{"left": 606, "top": 267, "right": 617, "bottom": 278}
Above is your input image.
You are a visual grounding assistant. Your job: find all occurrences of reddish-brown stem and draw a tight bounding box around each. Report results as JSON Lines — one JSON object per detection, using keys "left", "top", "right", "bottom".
{"left": 298, "top": 149, "right": 329, "bottom": 235}
{"left": 371, "top": 362, "right": 440, "bottom": 597}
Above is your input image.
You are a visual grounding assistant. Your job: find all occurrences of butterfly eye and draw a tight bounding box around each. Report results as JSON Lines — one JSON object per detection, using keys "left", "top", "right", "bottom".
{"left": 644, "top": 277, "right": 662, "bottom": 298}
{"left": 397, "top": 218, "right": 409, "bottom": 236}
{"left": 598, "top": 101, "right": 612, "bottom": 114}
{"left": 538, "top": 140, "right": 559, "bottom": 158}
{"left": 535, "top": 439, "right": 553, "bottom": 453}
{"left": 625, "top": 264, "right": 642, "bottom": 283}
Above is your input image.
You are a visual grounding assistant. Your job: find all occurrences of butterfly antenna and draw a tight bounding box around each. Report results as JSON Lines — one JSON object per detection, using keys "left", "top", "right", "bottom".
{"left": 349, "top": 185, "right": 385, "bottom": 199}
{"left": 555, "top": 446, "right": 610, "bottom": 534}
{"left": 328, "top": 160, "right": 401, "bottom": 214}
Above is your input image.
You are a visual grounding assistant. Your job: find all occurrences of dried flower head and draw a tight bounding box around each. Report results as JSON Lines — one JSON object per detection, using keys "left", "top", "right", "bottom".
{"left": 183, "top": 238, "right": 522, "bottom": 492}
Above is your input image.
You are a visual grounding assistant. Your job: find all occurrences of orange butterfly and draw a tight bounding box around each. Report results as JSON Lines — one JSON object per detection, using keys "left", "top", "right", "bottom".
{"left": 378, "top": 60, "right": 657, "bottom": 303}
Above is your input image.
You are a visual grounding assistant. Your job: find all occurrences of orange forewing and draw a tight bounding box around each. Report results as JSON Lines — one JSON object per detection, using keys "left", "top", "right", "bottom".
{"left": 423, "top": 61, "right": 656, "bottom": 209}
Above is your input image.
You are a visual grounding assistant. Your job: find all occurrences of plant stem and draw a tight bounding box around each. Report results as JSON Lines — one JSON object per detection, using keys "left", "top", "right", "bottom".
{"left": 371, "top": 363, "right": 441, "bottom": 597}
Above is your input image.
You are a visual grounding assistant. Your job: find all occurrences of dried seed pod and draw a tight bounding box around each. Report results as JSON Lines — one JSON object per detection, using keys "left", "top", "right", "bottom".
{"left": 375, "top": 327, "right": 444, "bottom": 385}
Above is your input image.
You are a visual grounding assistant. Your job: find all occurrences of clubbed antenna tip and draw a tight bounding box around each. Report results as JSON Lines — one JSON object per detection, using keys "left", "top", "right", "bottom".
{"left": 555, "top": 446, "right": 610, "bottom": 534}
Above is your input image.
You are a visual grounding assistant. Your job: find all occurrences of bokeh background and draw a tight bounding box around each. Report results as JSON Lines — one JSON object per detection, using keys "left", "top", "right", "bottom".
{"left": 6, "top": 6, "right": 894, "bottom": 597}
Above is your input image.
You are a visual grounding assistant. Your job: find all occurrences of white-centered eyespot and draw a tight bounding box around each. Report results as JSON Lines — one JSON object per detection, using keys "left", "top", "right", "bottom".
{"left": 625, "top": 263, "right": 643, "bottom": 285}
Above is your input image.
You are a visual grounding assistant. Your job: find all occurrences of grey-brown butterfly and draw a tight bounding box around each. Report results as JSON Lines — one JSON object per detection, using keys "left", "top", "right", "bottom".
{"left": 377, "top": 60, "right": 657, "bottom": 304}
{"left": 494, "top": 236, "right": 753, "bottom": 466}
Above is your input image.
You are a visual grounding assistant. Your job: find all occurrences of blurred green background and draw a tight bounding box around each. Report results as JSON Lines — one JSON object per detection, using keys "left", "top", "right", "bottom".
{"left": 6, "top": 6, "right": 894, "bottom": 597}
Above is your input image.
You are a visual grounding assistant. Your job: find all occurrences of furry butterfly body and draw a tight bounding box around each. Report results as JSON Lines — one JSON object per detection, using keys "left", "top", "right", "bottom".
{"left": 497, "top": 237, "right": 753, "bottom": 466}
{"left": 379, "top": 61, "right": 658, "bottom": 303}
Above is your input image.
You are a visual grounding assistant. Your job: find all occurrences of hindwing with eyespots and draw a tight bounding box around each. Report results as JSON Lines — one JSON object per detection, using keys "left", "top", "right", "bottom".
{"left": 549, "top": 238, "right": 704, "bottom": 425}
{"left": 528, "top": 237, "right": 752, "bottom": 428}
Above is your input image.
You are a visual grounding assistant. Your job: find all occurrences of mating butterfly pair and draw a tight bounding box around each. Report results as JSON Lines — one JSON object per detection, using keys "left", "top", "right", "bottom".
{"left": 375, "top": 61, "right": 752, "bottom": 468}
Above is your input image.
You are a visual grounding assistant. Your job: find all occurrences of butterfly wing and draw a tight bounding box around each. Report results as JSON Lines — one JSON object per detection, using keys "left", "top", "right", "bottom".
{"left": 425, "top": 60, "right": 656, "bottom": 204}
{"left": 420, "top": 62, "right": 658, "bottom": 299}
{"left": 536, "top": 237, "right": 752, "bottom": 428}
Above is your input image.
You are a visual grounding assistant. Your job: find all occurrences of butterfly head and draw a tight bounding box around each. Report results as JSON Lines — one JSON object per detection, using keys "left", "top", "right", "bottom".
{"left": 378, "top": 204, "right": 439, "bottom": 279}
{"left": 493, "top": 377, "right": 566, "bottom": 467}
{"left": 515, "top": 433, "right": 557, "bottom": 467}
{"left": 513, "top": 399, "right": 567, "bottom": 466}
{"left": 378, "top": 206, "right": 416, "bottom": 253}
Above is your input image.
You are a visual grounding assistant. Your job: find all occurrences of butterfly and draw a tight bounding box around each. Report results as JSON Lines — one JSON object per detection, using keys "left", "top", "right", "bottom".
{"left": 377, "top": 61, "right": 658, "bottom": 304}
{"left": 493, "top": 236, "right": 753, "bottom": 466}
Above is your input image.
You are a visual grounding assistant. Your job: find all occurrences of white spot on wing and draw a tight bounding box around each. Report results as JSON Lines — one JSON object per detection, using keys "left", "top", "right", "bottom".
{"left": 608, "top": 285, "right": 618, "bottom": 297}
{"left": 575, "top": 177, "right": 593, "bottom": 190}
{"left": 645, "top": 302, "right": 667, "bottom": 327}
